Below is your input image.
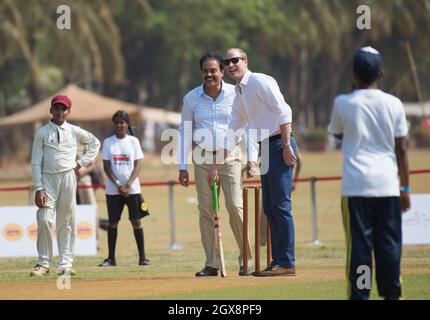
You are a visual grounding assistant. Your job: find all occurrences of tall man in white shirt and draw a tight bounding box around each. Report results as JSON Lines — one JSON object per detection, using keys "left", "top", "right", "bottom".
{"left": 30, "top": 95, "right": 100, "bottom": 276}
{"left": 177, "top": 52, "right": 252, "bottom": 277}
{"left": 208, "top": 48, "right": 297, "bottom": 277}
{"left": 328, "top": 47, "right": 410, "bottom": 300}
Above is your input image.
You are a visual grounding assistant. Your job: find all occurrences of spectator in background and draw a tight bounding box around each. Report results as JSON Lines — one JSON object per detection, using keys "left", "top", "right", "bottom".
{"left": 98, "top": 110, "right": 150, "bottom": 267}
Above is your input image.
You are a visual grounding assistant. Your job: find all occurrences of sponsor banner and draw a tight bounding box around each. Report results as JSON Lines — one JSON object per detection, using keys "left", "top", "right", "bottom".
{"left": 402, "top": 194, "right": 430, "bottom": 245}
{"left": 0, "top": 205, "right": 97, "bottom": 257}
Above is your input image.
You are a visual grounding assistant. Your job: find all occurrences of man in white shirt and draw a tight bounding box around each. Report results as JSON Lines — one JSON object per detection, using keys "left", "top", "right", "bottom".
{"left": 208, "top": 48, "right": 297, "bottom": 277}
{"left": 328, "top": 46, "right": 410, "bottom": 300}
{"left": 30, "top": 95, "right": 100, "bottom": 276}
{"left": 177, "top": 52, "right": 252, "bottom": 277}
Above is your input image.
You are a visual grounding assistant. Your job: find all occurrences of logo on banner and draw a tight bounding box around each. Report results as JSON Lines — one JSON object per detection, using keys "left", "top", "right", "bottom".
{"left": 141, "top": 202, "right": 148, "bottom": 211}
{"left": 76, "top": 222, "right": 93, "bottom": 239}
{"left": 26, "top": 223, "right": 38, "bottom": 240}
{"left": 3, "top": 224, "right": 24, "bottom": 241}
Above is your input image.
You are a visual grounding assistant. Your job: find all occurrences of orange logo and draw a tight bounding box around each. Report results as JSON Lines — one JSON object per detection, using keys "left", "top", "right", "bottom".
{"left": 26, "top": 223, "right": 38, "bottom": 240}
{"left": 3, "top": 224, "right": 23, "bottom": 241}
{"left": 141, "top": 202, "right": 148, "bottom": 211}
{"left": 76, "top": 222, "right": 93, "bottom": 239}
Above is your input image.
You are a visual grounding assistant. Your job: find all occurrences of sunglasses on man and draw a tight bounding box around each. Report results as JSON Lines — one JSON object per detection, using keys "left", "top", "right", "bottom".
{"left": 223, "top": 57, "right": 244, "bottom": 66}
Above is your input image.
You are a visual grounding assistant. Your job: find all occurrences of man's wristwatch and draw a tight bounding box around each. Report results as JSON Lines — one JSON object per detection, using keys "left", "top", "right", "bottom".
{"left": 283, "top": 142, "right": 291, "bottom": 149}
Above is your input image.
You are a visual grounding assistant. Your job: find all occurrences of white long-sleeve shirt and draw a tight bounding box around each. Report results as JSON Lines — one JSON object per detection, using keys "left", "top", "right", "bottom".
{"left": 226, "top": 70, "right": 293, "bottom": 162}
{"left": 177, "top": 81, "right": 237, "bottom": 170}
{"left": 31, "top": 121, "right": 100, "bottom": 191}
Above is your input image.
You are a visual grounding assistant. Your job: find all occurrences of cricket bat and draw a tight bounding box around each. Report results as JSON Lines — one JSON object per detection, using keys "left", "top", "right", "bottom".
{"left": 212, "top": 177, "right": 227, "bottom": 277}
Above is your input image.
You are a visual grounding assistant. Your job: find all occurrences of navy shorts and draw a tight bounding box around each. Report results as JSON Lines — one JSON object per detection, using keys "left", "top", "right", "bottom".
{"left": 106, "top": 194, "right": 150, "bottom": 222}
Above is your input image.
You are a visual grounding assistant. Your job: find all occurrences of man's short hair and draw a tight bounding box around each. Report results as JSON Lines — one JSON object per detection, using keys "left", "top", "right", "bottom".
{"left": 353, "top": 46, "right": 383, "bottom": 84}
{"left": 226, "top": 48, "right": 248, "bottom": 60}
{"left": 199, "top": 52, "right": 224, "bottom": 71}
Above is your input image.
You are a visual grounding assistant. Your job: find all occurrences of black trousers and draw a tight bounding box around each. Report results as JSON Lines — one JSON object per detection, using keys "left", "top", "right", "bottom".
{"left": 341, "top": 196, "right": 402, "bottom": 300}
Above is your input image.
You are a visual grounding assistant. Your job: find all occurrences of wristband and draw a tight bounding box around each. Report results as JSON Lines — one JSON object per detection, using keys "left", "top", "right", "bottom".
{"left": 283, "top": 142, "right": 291, "bottom": 148}
{"left": 400, "top": 186, "right": 411, "bottom": 192}
{"left": 114, "top": 179, "right": 121, "bottom": 187}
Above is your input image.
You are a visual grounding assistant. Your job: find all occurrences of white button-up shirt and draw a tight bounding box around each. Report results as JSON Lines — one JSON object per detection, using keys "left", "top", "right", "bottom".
{"left": 177, "top": 81, "right": 236, "bottom": 170}
{"left": 31, "top": 121, "right": 101, "bottom": 191}
{"left": 227, "top": 70, "right": 293, "bottom": 162}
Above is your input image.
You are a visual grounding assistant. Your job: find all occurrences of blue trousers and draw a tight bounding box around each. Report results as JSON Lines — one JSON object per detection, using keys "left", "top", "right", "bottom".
{"left": 342, "top": 196, "right": 402, "bottom": 300}
{"left": 261, "top": 136, "right": 296, "bottom": 268}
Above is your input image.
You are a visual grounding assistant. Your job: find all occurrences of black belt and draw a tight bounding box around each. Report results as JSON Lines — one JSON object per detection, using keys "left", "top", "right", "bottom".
{"left": 258, "top": 134, "right": 281, "bottom": 145}
{"left": 259, "top": 133, "right": 294, "bottom": 145}
{"left": 269, "top": 134, "right": 282, "bottom": 142}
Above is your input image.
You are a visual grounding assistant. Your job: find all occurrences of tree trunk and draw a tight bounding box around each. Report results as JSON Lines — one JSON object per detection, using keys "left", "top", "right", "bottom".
{"left": 28, "top": 33, "right": 42, "bottom": 104}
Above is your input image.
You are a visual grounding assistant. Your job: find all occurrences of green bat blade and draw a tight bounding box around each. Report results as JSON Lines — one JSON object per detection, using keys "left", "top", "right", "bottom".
{"left": 212, "top": 177, "right": 218, "bottom": 211}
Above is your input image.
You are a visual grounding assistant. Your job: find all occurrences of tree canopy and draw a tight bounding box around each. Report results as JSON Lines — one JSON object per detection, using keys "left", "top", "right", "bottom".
{"left": 1, "top": 0, "right": 429, "bottom": 128}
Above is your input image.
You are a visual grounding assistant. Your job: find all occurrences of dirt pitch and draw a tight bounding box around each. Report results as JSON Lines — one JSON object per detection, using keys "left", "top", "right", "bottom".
{"left": 1, "top": 267, "right": 429, "bottom": 300}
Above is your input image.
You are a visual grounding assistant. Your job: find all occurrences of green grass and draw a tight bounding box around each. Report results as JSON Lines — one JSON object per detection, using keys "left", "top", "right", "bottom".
{"left": 146, "top": 273, "right": 430, "bottom": 300}
{"left": 0, "top": 150, "right": 429, "bottom": 299}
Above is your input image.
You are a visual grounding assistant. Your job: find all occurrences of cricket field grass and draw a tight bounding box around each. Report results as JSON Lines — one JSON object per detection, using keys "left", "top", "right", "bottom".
{"left": 0, "top": 150, "right": 429, "bottom": 300}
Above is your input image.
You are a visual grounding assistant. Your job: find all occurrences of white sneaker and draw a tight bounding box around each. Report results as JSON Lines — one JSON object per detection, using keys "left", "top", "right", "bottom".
{"left": 30, "top": 265, "right": 49, "bottom": 277}
{"left": 56, "top": 267, "right": 77, "bottom": 276}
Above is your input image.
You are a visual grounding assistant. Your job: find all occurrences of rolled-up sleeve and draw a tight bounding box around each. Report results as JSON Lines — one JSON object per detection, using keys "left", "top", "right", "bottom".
{"left": 257, "top": 76, "right": 292, "bottom": 125}
{"left": 177, "top": 96, "right": 194, "bottom": 170}
{"left": 76, "top": 128, "right": 100, "bottom": 167}
{"left": 247, "top": 132, "right": 259, "bottom": 163}
{"left": 31, "top": 130, "right": 44, "bottom": 191}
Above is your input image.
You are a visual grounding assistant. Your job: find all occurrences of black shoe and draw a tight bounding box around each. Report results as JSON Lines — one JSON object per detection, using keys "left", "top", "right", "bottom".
{"left": 98, "top": 258, "right": 116, "bottom": 267}
{"left": 139, "top": 258, "right": 151, "bottom": 266}
{"left": 195, "top": 266, "right": 218, "bottom": 277}
{"left": 239, "top": 266, "right": 252, "bottom": 276}
{"left": 99, "top": 219, "right": 109, "bottom": 231}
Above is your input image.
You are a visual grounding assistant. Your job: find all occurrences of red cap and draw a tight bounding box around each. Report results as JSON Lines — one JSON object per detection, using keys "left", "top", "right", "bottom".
{"left": 51, "top": 95, "right": 72, "bottom": 109}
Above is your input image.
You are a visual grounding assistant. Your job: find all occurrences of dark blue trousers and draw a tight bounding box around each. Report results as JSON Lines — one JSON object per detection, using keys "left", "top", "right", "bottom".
{"left": 261, "top": 136, "right": 296, "bottom": 268}
{"left": 342, "top": 196, "right": 402, "bottom": 300}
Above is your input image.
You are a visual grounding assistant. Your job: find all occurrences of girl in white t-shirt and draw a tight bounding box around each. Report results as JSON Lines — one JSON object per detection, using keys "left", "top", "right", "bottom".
{"left": 98, "top": 110, "right": 150, "bottom": 267}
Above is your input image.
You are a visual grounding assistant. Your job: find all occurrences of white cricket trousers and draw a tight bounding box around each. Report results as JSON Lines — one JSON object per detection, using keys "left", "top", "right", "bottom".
{"left": 193, "top": 146, "right": 252, "bottom": 269}
{"left": 36, "top": 169, "right": 76, "bottom": 269}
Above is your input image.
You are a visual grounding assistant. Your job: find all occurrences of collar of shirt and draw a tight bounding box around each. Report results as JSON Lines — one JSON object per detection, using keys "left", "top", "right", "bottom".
{"left": 49, "top": 120, "right": 69, "bottom": 131}
{"left": 236, "top": 70, "right": 252, "bottom": 95}
{"left": 198, "top": 80, "right": 229, "bottom": 99}
{"left": 240, "top": 70, "right": 252, "bottom": 86}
